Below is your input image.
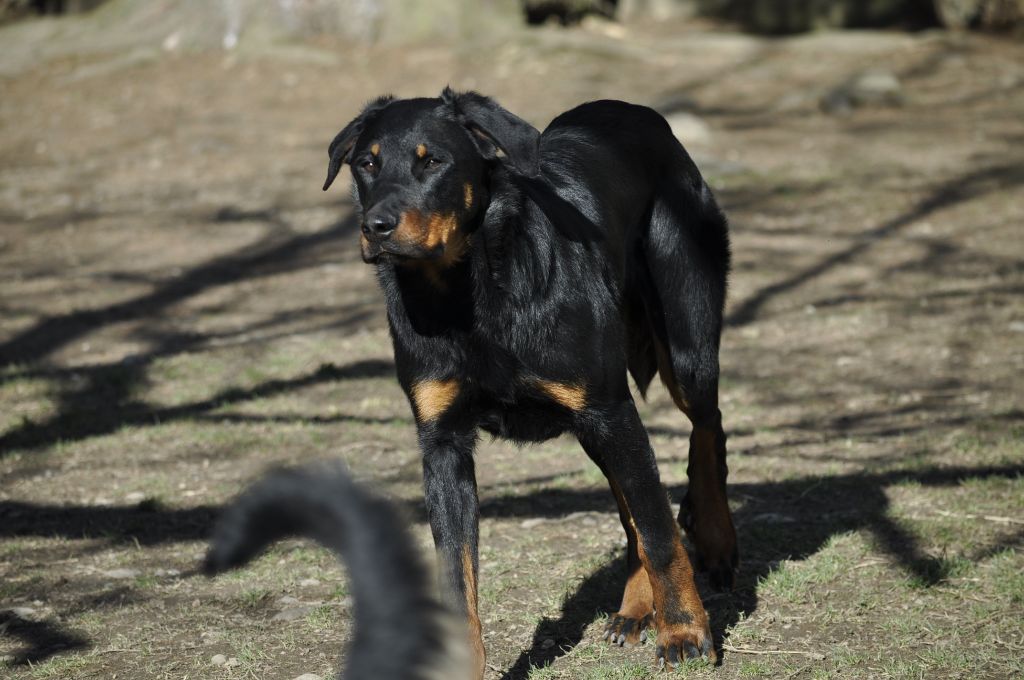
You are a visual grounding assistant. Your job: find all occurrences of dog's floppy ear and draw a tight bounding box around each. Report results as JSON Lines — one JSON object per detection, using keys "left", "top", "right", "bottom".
{"left": 323, "top": 95, "right": 395, "bottom": 191}
{"left": 442, "top": 87, "right": 540, "bottom": 177}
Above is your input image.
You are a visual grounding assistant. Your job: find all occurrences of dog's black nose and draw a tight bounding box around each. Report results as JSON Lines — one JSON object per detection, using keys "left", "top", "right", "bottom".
{"left": 362, "top": 214, "right": 396, "bottom": 240}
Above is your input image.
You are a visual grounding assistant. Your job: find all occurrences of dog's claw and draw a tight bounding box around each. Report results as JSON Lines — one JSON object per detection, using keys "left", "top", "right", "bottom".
{"left": 653, "top": 623, "right": 716, "bottom": 670}
{"left": 603, "top": 613, "right": 652, "bottom": 648}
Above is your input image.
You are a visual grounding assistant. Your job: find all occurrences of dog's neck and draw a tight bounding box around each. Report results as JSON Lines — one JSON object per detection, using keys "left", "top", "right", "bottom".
{"left": 376, "top": 163, "right": 561, "bottom": 342}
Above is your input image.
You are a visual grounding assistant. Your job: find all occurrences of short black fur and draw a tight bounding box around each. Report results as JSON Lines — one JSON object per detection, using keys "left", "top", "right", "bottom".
{"left": 323, "top": 90, "right": 736, "bottom": 675}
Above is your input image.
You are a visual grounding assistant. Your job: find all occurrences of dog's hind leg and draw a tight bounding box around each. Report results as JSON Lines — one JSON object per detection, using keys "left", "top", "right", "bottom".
{"left": 642, "top": 177, "right": 738, "bottom": 592}
{"left": 579, "top": 399, "right": 716, "bottom": 666}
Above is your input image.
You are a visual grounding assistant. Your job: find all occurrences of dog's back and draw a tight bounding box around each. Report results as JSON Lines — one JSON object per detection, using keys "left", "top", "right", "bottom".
{"left": 527, "top": 100, "right": 731, "bottom": 408}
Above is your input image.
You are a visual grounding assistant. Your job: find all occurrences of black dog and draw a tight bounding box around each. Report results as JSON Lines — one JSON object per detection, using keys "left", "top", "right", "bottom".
{"left": 323, "top": 89, "right": 734, "bottom": 675}
{"left": 205, "top": 463, "right": 469, "bottom": 680}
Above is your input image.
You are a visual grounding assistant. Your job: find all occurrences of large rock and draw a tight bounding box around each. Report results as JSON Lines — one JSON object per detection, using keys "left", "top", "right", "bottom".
{"left": 6, "top": 0, "right": 523, "bottom": 52}
{"left": 979, "top": 0, "right": 1024, "bottom": 29}
{"left": 933, "top": 0, "right": 983, "bottom": 27}
{"left": 694, "top": 0, "right": 933, "bottom": 33}
{"left": 821, "top": 69, "right": 905, "bottom": 114}
{"left": 618, "top": 0, "right": 697, "bottom": 21}
{"left": 664, "top": 111, "right": 713, "bottom": 146}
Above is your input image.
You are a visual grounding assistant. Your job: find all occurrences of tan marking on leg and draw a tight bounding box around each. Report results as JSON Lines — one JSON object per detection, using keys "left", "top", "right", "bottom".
{"left": 536, "top": 380, "right": 587, "bottom": 411}
{"left": 463, "top": 182, "right": 474, "bottom": 210}
{"left": 462, "top": 545, "right": 486, "bottom": 680}
{"left": 370, "top": 142, "right": 380, "bottom": 156}
{"left": 633, "top": 520, "right": 716, "bottom": 663}
{"left": 416, "top": 143, "right": 428, "bottom": 158}
{"left": 608, "top": 481, "right": 654, "bottom": 621}
{"left": 411, "top": 380, "right": 459, "bottom": 422}
{"left": 684, "top": 424, "right": 737, "bottom": 581}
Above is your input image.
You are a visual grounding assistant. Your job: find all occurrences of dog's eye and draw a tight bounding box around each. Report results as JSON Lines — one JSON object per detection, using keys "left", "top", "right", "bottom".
{"left": 360, "top": 159, "right": 377, "bottom": 173}
{"left": 424, "top": 157, "right": 443, "bottom": 170}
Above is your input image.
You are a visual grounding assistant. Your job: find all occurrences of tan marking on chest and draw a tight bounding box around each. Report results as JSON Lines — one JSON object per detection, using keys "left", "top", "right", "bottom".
{"left": 463, "top": 182, "right": 474, "bottom": 210}
{"left": 536, "top": 380, "right": 587, "bottom": 411}
{"left": 411, "top": 379, "right": 459, "bottom": 421}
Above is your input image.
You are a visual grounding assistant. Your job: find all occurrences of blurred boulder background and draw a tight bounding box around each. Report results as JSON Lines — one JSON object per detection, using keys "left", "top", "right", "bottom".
{"left": 2, "top": 0, "right": 1021, "bottom": 40}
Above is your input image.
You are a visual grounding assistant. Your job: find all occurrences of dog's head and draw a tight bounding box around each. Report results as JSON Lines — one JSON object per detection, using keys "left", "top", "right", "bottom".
{"left": 323, "top": 89, "right": 539, "bottom": 265}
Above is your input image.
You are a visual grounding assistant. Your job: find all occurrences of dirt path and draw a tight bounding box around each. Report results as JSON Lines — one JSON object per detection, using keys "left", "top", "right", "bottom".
{"left": 1, "top": 17, "right": 1022, "bottom": 680}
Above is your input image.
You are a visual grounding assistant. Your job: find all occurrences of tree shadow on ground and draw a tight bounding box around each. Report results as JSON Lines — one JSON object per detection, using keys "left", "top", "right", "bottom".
{"left": 3, "top": 461, "right": 1020, "bottom": 671}
{"left": 0, "top": 207, "right": 359, "bottom": 370}
{"left": 726, "top": 161, "right": 1024, "bottom": 327}
{"left": 0, "top": 208, "right": 402, "bottom": 458}
{"left": 0, "top": 358, "right": 396, "bottom": 456}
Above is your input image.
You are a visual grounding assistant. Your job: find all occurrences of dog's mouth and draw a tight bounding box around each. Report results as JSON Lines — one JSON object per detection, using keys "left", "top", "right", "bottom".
{"left": 361, "top": 242, "right": 416, "bottom": 265}
{"left": 361, "top": 240, "right": 448, "bottom": 265}
{"left": 363, "top": 251, "right": 408, "bottom": 265}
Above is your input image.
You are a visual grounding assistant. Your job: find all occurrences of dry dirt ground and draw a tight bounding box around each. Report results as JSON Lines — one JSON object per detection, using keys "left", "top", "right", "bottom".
{"left": 1, "top": 14, "right": 1023, "bottom": 680}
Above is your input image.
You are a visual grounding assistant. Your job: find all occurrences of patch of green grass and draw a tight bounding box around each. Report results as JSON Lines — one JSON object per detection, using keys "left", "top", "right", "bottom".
{"left": 133, "top": 574, "right": 158, "bottom": 589}
{"left": 989, "top": 548, "right": 1024, "bottom": 603}
{"left": 917, "top": 647, "right": 973, "bottom": 675}
{"left": 306, "top": 604, "right": 337, "bottom": 630}
{"left": 284, "top": 544, "right": 332, "bottom": 566}
{"left": 529, "top": 660, "right": 659, "bottom": 679}
{"left": 950, "top": 422, "right": 1024, "bottom": 464}
{"left": 28, "top": 655, "right": 96, "bottom": 679}
{"left": 738, "top": 660, "right": 772, "bottom": 677}
{"left": 234, "top": 640, "right": 267, "bottom": 669}
{"left": 878, "top": 657, "right": 932, "bottom": 680}
{"left": 0, "top": 539, "right": 30, "bottom": 559}
{"left": 238, "top": 587, "right": 272, "bottom": 610}
{"left": 905, "top": 554, "right": 974, "bottom": 589}
{"left": 758, "top": 532, "right": 853, "bottom": 603}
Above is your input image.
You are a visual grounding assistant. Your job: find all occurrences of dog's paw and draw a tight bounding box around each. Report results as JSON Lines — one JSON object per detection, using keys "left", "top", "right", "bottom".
{"left": 704, "top": 552, "right": 738, "bottom": 593}
{"left": 690, "top": 535, "right": 738, "bottom": 592}
{"left": 602, "top": 612, "right": 653, "bottom": 647}
{"left": 654, "top": 622, "right": 717, "bottom": 669}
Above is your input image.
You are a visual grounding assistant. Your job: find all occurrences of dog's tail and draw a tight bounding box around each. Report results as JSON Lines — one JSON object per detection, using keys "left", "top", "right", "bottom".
{"left": 204, "top": 463, "right": 464, "bottom": 680}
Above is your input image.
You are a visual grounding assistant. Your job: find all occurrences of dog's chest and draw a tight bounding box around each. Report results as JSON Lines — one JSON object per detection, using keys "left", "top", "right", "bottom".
{"left": 475, "top": 391, "right": 574, "bottom": 443}
{"left": 462, "top": 341, "right": 581, "bottom": 443}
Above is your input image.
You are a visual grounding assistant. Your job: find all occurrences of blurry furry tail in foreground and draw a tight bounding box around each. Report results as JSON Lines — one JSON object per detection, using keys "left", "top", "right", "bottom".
{"left": 204, "top": 462, "right": 467, "bottom": 680}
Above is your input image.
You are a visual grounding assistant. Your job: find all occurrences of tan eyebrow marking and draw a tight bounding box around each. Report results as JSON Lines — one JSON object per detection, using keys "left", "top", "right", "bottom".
{"left": 370, "top": 143, "right": 380, "bottom": 156}
{"left": 416, "top": 143, "right": 427, "bottom": 158}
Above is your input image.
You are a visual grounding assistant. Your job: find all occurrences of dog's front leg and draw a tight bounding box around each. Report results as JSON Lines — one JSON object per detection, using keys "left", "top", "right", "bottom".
{"left": 420, "top": 425, "right": 485, "bottom": 679}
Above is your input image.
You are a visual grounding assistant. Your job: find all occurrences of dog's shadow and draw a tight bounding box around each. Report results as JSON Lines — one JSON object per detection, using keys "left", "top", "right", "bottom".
{"left": 493, "top": 462, "right": 1024, "bottom": 679}
{"left": 498, "top": 557, "right": 623, "bottom": 679}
